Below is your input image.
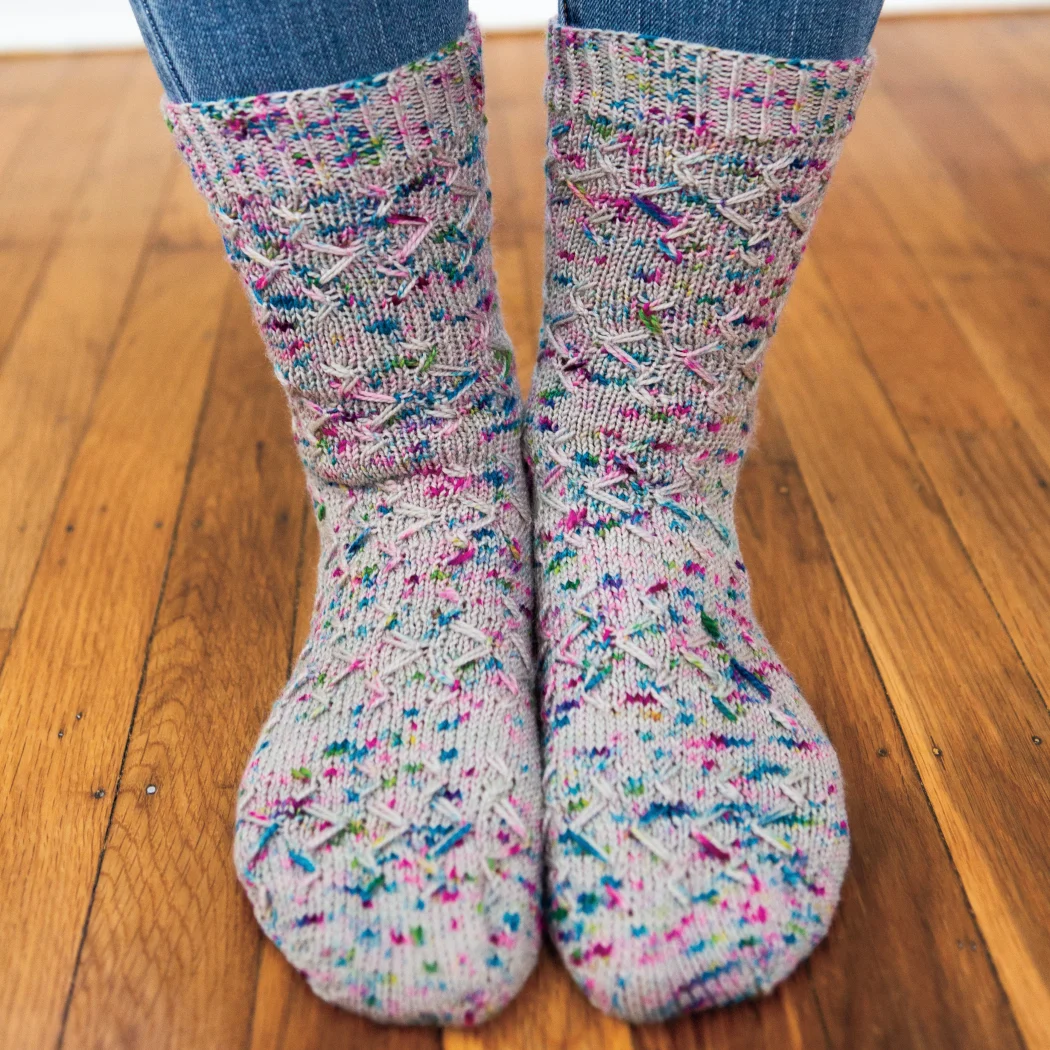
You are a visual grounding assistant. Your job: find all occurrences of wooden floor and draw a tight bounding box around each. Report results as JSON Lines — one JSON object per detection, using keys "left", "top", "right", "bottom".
{"left": 1, "top": 14, "right": 1049, "bottom": 1049}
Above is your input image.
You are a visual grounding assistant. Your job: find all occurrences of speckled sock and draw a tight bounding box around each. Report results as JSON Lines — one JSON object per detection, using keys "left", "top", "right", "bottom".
{"left": 165, "top": 21, "right": 541, "bottom": 1026}
{"left": 526, "top": 25, "right": 873, "bottom": 1021}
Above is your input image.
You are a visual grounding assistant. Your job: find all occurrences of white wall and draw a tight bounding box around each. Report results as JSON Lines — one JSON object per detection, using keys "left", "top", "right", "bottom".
{"left": 0, "top": 0, "right": 1046, "bottom": 52}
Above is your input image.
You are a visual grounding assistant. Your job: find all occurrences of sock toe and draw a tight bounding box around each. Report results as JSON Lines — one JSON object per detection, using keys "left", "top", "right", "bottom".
{"left": 234, "top": 667, "right": 543, "bottom": 1026}
{"left": 545, "top": 737, "right": 849, "bottom": 1022}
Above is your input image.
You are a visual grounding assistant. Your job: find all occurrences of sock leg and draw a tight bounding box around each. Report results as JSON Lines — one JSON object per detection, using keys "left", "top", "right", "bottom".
{"left": 527, "top": 26, "right": 873, "bottom": 1022}
{"left": 166, "top": 21, "right": 541, "bottom": 1025}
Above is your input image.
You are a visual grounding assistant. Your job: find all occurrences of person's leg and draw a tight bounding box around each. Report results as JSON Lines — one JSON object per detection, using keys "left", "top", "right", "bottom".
{"left": 561, "top": 0, "right": 882, "bottom": 59}
{"left": 142, "top": 3, "right": 542, "bottom": 1027}
{"left": 529, "top": 0, "right": 875, "bottom": 1026}
{"left": 129, "top": 0, "right": 468, "bottom": 100}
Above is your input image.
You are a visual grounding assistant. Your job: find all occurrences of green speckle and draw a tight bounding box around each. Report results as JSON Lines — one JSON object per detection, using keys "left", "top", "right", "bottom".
{"left": 712, "top": 696, "right": 738, "bottom": 722}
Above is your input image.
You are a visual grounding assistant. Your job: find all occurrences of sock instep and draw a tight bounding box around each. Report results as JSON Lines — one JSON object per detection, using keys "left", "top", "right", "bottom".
{"left": 527, "top": 24, "right": 873, "bottom": 1022}
{"left": 166, "top": 20, "right": 541, "bottom": 1026}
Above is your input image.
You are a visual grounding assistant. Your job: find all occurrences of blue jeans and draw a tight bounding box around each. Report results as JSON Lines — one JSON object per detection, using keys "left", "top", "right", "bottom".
{"left": 131, "top": 0, "right": 882, "bottom": 102}
{"left": 562, "top": 0, "right": 882, "bottom": 61}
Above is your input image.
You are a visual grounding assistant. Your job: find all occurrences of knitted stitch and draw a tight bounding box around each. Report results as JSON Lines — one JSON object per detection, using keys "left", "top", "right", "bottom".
{"left": 165, "top": 21, "right": 541, "bottom": 1026}
{"left": 526, "top": 25, "right": 873, "bottom": 1022}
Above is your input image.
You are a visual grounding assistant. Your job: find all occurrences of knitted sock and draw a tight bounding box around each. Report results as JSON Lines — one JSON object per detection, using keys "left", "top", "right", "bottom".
{"left": 166, "top": 21, "right": 541, "bottom": 1026}
{"left": 527, "top": 25, "right": 872, "bottom": 1022}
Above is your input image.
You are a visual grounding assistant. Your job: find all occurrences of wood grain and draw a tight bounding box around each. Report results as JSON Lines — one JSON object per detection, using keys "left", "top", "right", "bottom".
{"left": 0, "top": 172, "right": 229, "bottom": 1050}
{"left": 1, "top": 17, "right": 1049, "bottom": 1048}
{"left": 811, "top": 162, "right": 1050, "bottom": 725}
{"left": 901, "top": 17, "right": 1050, "bottom": 168}
{"left": 738, "top": 395, "right": 1022, "bottom": 1050}
{"left": 62, "top": 280, "right": 308, "bottom": 1047}
{"left": 0, "top": 59, "right": 176, "bottom": 627}
{"left": 873, "top": 21, "right": 1050, "bottom": 269}
{"left": 485, "top": 35, "right": 545, "bottom": 394}
{"left": 768, "top": 265, "right": 1050, "bottom": 1050}
{"left": 0, "top": 56, "right": 71, "bottom": 185}
{"left": 864, "top": 27, "right": 1050, "bottom": 476}
{"left": 249, "top": 941, "right": 442, "bottom": 1050}
{"left": 444, "top": 946, "right": 634, "bottom": 1050}
{"left": 0, "top": 54, "right": 136, "bottom": 358}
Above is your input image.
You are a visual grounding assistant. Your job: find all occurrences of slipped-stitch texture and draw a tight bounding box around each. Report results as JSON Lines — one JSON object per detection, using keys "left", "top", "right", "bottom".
{"left": 526, "top": 24, "right": 873, "bottom": 1022}
{"left": 166, "top": 20, "right": 541, "bottom": 1026}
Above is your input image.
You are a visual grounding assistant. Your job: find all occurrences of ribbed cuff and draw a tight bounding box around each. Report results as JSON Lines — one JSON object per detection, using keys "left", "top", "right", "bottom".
{"left": 546, "top": 22, "right": 874, "bottom": 142}
{"left": 163, "top": 16, "right": 484, "bottom": 213}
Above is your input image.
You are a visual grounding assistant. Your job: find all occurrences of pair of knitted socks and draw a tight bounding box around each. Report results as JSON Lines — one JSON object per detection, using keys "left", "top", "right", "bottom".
{"left": 165, "top": 17, "right": 871, "bottom": 1026}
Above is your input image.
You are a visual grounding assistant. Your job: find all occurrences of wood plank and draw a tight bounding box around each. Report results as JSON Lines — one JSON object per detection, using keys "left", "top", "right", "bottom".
{"left": 62, "top": 280, "right": 307, "bottom": 1046}
{"left": 248, "top": 941, "right": 441, "bottom": 1050}
{"left": 737, "top": 395, "right": 1020, "bottom": 1049}
{"left": 872, "top": 21, "right": 1050, "bottom": 269}
{"left": 0, "top": 182, "right": 230, "bottom": 1050}
{"left": 811, "top": 166, "right": 1050, "bottom": 715}
{"left": 915, "top": 426, "right": 1050, "bottom": 709}
{"left": 633, "top": 963, "right": 825, "bottom": 1050}
{"left": 0, "top": 58, "right": 178, "bottom": 628}
{"left": 483, "top": 33, "right": 546, "bottom": 244}
{"left": 0, "top": 57, "right": 72, "bottom": 181}
{"left": 485, "top": 86, "right": 525, "bottom": 253}
{"left": 505, "top": 85, "right": 546, "bottom": 238}
{"left": 767, "top": 264, "right": 1050, "bottom": 1050}
{"left": 817, "top": 58, "right": 1050, "bottom": 717}
{"left": 832, "top": 80, "right": 998, "bottom": 266}
{"left": 486, "top": 30, "right": 544, "bottom": 386}
{"left": 930, "top": 259, "right": 1050, "bottom": 493}
{"left": 871, "top": 18, "right": 1050, "bottom": 260}
{"left": 492, "top": 241, "right": 537, "bottom": 392}
{"left": 0, "top": 54, "right": 138, "bottom": 358}
{"left": 483, "top": 33, "right": 546, "bottom": 397}
{"left": 481, "top": 32, "right": 546, "bottom": 112}
{"left": 808, "top": 163, "right": 1010, "bottom": 434}
{"left": 893, "top": 17, "right": 1050, "bottom": 167}
{"left": 991, "top": 13, "right": 1050, "bottom": 136}
{"left": 443, "top": 946, "right": 633, "bottom": 1050}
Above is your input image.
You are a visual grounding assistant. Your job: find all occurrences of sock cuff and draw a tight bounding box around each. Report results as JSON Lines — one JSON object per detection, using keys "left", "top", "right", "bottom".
{"left": 545, "top": 22, "right": 874, "bottom": 142}
{"left": 163, "top": 16, "right": 484, "bottom": 213}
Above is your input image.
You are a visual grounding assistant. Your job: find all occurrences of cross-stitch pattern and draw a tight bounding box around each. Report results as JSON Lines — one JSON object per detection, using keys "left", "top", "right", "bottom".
{"left": 527, "top": 23, "right": 873, "bottom": 1021}
{"left": 166, "top": 19, "right": 541, "bottom": 1026}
